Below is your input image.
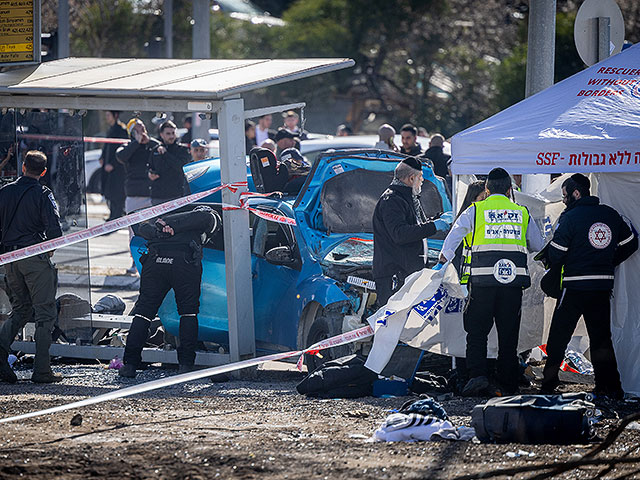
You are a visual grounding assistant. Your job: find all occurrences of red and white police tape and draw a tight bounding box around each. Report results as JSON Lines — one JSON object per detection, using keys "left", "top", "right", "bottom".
{"left": 0, "top": 182, "right": 247, "bottom": 266}
{"left": 0, "top": 325, "right": 374, "bottom": 424}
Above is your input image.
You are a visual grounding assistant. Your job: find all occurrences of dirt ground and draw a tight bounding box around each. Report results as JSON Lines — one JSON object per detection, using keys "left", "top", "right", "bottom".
{"left": 1, "top": 362, "right": 639, "bottom": 480}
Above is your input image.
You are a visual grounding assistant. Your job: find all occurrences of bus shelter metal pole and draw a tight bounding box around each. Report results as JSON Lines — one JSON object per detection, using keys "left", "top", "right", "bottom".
{"left": 218, "top": 96, "right": 256, "bottom": 362}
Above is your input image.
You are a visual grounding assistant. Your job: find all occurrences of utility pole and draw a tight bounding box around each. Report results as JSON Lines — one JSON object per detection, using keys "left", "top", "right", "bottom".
{"left": 57, "top": 0, "right": 70, "bottom": 58}
{"left": 192, "top": 0, "right": 211, "bottom": 141}
{"left": 523, "top": 0, "right": 556, "bottom": 193}
{"left": 164, "top": 0, "right": 173, "bottom": 59}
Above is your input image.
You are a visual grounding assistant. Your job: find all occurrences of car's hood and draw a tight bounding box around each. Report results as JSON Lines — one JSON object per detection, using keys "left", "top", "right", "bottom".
{"left": 293, "top": 149, "right": 453, "bottom": 261}
{"left": 183, "top": 157, "right": 256, "bottom": 202}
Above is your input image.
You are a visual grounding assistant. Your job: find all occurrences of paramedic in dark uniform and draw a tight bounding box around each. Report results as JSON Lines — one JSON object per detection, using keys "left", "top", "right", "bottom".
{"left": 437, "top": 167, "right": 545, "bottom": 396}
{"left": 119, "top": 206, "right": 220, "bottom": 378}
{"left": 540, "top": 174, "right": 637, "bottom": 399}
{"left": 0, "top": 150, "right": 63, "bottom": 384}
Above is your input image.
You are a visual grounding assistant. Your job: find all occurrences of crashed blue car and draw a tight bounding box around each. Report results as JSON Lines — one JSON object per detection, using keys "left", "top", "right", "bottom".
{"left": 131, "top": 149, "right": 452, "bottom": 356}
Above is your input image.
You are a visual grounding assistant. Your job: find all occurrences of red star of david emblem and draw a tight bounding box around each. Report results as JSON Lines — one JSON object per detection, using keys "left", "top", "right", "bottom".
{"left": 594, "top": 229, "right": 607, "bottom": 242}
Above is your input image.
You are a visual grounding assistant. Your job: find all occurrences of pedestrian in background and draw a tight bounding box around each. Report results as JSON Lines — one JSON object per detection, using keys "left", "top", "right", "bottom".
{"left": 255, "top": 114, "right": 273, "bottom": 146}
{"left": 245, "top": 120, "right": 256, "bottom": 153}
{"left": 282, "top": 110, "right": 308, "bottom": 140}
{"left": 540, "top": 173, "right": 638, "bottom": 399}
{"left": 100, "top": 111, "right": 128, "bottom": 220}
{"left": 190, "top": 138, "right": 208, "bottom": 163}
{"left": 149, "top": 120, "right": 191, "bottom": 205}
{"left": 372, "top": 157, "right": 449, "bottom": 305}
{"left": 0, "top": 151, "right": 63, "bottom": 383}
{"left": 374, "top": 124, "right": 398, "bottom": 152}
{"left": 437, "top": 167, "right": 544, "bottom": 397}
{"left": 423, "top": 134, "right": 450, "bottom": 179}
{"left": 336, "top": 124, "right": 352, "bottom": 136}
{"left": 179, "top": 116, "right": 192, "bottom": 145}
{"left": 399, "top": 124, "right": 422, "bottom": 156}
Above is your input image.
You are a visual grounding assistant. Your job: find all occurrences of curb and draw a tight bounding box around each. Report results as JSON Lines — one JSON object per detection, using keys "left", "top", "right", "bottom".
{"left": 58, "top": 273, "right": 140, "bottom": 290}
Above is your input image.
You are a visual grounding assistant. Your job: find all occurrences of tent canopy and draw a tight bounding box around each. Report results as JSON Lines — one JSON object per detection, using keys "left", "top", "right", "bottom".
{"left": 451, "top": 43, "right": 640, "bottom": 175}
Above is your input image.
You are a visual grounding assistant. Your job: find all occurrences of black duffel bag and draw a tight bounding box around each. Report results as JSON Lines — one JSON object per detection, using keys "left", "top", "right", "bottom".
{"left": 297, "top": 354, "right": 377, "bottom": 399}
{"left": 472, "top": 393, "right": 596, "bottom": 444}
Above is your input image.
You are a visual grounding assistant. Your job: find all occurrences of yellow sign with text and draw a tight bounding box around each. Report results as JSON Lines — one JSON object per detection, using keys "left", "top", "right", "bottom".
{"left": 0, "top": 0, "right": 37, "bottom": 65}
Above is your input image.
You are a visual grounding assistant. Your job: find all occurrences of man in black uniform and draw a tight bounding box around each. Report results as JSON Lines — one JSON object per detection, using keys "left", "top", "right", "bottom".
{"left": 119, "top": 206, "right": 220, "bottom": 378}
{"left": 0, "top": 151, "right": 63, "bottom": 383}
{"left": 100, "top": 110, "right": 129, "bottom": 220}
{"left": 541, "top": 174, "right": 638, "bottom": 399}
{"left": 372, "top": 157, "right": 449, "bottom": 305}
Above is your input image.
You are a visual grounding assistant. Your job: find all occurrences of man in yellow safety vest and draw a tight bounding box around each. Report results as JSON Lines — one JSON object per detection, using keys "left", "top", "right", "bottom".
{"left": 436, "top": 168, "right": 545, "bottom": 396}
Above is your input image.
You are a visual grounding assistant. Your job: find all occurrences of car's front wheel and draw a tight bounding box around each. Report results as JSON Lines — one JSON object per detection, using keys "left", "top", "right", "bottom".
{"left": 304, "top": 314, "right": 353, "bottom": 372}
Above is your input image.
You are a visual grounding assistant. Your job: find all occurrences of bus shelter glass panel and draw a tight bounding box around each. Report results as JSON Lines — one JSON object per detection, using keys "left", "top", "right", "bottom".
{"left": 14, "top": 110, "right": 92, "bottom": 344}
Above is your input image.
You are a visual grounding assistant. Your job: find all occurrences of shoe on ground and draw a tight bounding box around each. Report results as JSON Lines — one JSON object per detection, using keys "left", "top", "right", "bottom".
{"left": 210, "top": 373, "right": 230, "bottom": 383}
{"left": 125, "top": 264, "right": 138, "bottom": 276}
{"left": 118, "top": 363, "right": 138, "bottom": 378}
{"left": 31, "top": 371, "right": 63, "bottom": 383}
{"left": 0, "top": 358, "right": 17, "bottom": 384}
{"left": 462, "top": 376, "right": 489, "bottom": 397}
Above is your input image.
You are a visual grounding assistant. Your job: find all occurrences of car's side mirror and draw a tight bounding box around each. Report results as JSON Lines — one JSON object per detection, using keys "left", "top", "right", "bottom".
{"left": 265, "top": 246, "right": 298, "bottom": 267}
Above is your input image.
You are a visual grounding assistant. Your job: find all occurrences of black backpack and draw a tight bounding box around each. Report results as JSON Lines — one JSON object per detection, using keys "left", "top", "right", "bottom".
{"left": 472, "top": 393, "right": 596, "bottom": 444}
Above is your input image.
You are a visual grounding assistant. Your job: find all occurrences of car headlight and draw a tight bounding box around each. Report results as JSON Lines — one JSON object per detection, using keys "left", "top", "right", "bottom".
{"left": 185, "top": 166, "right": 209, "bottom": 183}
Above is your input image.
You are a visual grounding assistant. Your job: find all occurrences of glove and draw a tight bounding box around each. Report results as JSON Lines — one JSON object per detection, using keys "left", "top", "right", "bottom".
{"left": 432, "top": 262, "right": 445, "bottom": 271}
{"left": 434, "top": 219, "right": 449, "bottom": 232}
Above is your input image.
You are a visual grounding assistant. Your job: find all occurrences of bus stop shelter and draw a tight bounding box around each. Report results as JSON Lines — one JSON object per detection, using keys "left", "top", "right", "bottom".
{"left": 0, "top": 57, "right": 354, "bottom": 365}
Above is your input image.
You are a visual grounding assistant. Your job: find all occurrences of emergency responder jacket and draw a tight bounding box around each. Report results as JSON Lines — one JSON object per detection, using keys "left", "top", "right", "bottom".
{"left": 468, "top": 195, "right": 530, "bottom": 288}
{"left": 139, "top": 209, "right": 220, "bottom": 253}
{"left": 148, "top": 142, "right": 191, "bottom": 201}
{"left": 0, "top": 176, "right": 62, "bottom": 249}
{"left": 373, "top": 183, "right": 437, "bottom": 279}
{"left": 116, "top": 138, "right": 160, "bottom": 197}
{"left": 548, "top": 196, "right": 638, "bottom": 290}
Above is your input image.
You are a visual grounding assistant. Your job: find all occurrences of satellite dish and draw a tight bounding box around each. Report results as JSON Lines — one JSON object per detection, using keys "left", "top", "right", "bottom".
{"left": 574, "top": 0, "right": 624, "bottom": 66}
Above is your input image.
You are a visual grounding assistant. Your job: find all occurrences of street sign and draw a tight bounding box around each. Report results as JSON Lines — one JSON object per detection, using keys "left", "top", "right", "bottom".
{"left": 574, "top": 0, "right": 624, "bottom": 66}
{"left": 0, "top": 0, "right": 41, "bottom": 66}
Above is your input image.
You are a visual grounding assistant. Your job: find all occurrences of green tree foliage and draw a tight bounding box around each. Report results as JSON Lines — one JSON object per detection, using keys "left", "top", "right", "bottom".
{"left": 70, "top": 0, "right": 159, "bottom": 57}
{"left": 494, "top": 11, "right": 585, "bottom": 111}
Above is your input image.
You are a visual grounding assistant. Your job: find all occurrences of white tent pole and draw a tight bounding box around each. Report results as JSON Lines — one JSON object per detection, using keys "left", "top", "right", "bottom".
{"left": 219, "top": 96, "right": 256, "bottom": 362}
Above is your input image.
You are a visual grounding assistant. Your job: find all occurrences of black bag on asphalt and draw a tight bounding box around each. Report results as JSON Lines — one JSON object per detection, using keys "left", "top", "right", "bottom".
{"left": 296, "top": 354, "right": 377, "bottom": 399}
{"left": 471, "top": 393, "right": 596, "bottom": 444}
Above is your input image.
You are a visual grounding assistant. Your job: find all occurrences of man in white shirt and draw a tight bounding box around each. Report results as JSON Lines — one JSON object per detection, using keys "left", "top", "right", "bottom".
{"left": 255, "top": 114, "right": 273, "bottom": 146}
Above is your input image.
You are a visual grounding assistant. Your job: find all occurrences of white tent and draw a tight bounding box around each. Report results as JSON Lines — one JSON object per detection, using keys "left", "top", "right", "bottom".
{"left": 451, "top": 43, "right": 640, "bottom": 396}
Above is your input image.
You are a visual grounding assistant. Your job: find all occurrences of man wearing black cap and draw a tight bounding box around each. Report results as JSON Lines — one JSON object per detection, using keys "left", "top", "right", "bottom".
{"left": 540, "top": 173, "right": 637, "bottom": 399}
{"left": 437, "top": 167, "right": 545, "bottom": 396}
{"left": 373, "top": 157, "right": 450, "bottom": 306}
{"left": 274, "top": 128, "right": 299, "bottom": 159}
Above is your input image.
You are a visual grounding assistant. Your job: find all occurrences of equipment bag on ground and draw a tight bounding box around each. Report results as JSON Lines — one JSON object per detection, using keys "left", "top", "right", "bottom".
{"left": 297, "top": 354, "right": 377, "bottom": 398}
{"left": 471, "top": 393, "right": 596, "bottom": 444}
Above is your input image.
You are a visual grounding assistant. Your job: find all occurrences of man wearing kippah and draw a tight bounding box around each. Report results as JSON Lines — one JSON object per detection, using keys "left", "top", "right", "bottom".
{"left": 539, "top": 173, "right": 637, "bottom": 400}
{"left": 437, "top": 167, "right": 545, "bottom": 396}
{"left": 372, "top": 157, "right": 450, "bottom": 306}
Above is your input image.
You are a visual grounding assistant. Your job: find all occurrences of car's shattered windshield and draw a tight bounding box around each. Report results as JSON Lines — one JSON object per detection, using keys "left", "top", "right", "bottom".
{"left": 322, "top": 238, "right": 373, "bottom": 266}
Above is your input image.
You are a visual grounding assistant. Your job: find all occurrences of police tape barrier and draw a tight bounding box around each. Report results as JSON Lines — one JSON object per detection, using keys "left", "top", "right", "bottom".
{"left": 0, "top": 182, "right": 247, "bottom": 267}
{"left": 0, "top": 325, "right": 374, "bottom": 425}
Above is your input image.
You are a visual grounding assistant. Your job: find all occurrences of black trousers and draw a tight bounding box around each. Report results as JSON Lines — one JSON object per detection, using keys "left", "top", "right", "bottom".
{"left": 375, "top": 272, "right": 407, "bottom": 307}
{"left": 124, "top": 250, "right": 202, "bottom": 366}
{"left": 464, "top": 285, "right": 523, "bottom": 392}
{"left": 542, "top": 289, "right": 622, "bottom": 395}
